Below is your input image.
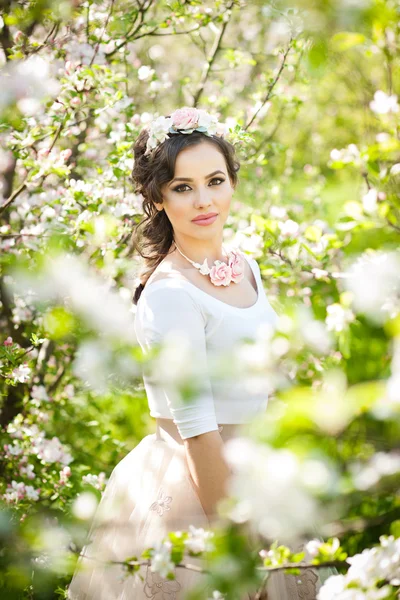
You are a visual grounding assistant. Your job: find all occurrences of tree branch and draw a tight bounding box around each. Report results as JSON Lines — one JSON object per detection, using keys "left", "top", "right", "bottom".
{"left": 244, "top": 37, "right": 294, "bottom": 132}
{"left": 192, "top": 2, "right": 235, "bottom": 107}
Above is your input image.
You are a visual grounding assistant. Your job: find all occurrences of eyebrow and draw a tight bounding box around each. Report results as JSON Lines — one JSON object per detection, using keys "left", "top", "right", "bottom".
{"left": 169, "top": 170, "right": 225, "bottom": 186}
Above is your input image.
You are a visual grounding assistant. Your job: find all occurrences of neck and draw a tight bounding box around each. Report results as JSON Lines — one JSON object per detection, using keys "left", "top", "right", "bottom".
{"left": 172, "top": 238, "right": 228, "bottom": 266}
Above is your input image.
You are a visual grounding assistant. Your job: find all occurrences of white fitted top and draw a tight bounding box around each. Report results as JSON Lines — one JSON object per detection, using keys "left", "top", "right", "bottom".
{"left": 134, "top": 253, "right": 279, "bottom": 439}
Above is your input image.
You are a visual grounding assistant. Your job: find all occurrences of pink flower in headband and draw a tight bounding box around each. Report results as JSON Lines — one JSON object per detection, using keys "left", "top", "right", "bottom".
{"left": 171, "top": 107, "right": 199, "bottom": 130}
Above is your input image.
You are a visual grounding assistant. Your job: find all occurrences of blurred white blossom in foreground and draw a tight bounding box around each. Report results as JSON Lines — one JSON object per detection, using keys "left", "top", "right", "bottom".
{"left": 317, "top": 534, "right": 400, "bottom": 600}
{"left": 0, "top": 56, "right": 60, "bottom": 113}
{"left": 9, "top": 253, "right": 137, "bottom": 343}
{"left": 222, "top": 437, "right": 318, "bottom": 543}
{"left": 342, "top": 250, "right": 400, "bottom": 324}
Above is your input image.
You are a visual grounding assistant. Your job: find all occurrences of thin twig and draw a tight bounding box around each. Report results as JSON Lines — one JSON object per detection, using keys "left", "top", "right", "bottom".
{"left": 192, "top": 1, "right": 235, "bottom": 106}
{"left": 89, "top": 0, "right": 116, "bottom": 67}
{"left": 244, "top": 37, "right": 293, "bottom": 132}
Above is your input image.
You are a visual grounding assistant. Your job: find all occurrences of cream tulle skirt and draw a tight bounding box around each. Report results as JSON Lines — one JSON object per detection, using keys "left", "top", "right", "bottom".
{"left": 67, "top": 420, "right": 336, "bottom": 600}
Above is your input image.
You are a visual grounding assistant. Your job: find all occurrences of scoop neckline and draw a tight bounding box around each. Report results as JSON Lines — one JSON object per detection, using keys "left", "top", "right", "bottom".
{"left": 141, "top": 253, "right": 262, "bottom": 312}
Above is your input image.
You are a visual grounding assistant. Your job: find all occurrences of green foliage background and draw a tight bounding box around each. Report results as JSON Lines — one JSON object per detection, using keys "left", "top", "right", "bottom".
{"left": 0, "top": 0, "right": 399, "bottom": 598}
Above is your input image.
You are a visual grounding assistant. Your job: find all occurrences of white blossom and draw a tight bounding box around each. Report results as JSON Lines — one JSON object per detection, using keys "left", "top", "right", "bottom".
{"left": 362, "top": 188, "right": 378, "bottom": 214}
{"left": 138, "top": 65, "right": 155, "bottom": 81}
{"left": 150, "top": 540, "right": 175, "bottom": 579}
{"left": 330, "top": 144, "right": 362, "bottom": 166}
{"left": 318, "top": 535, "right": 400, "bottom": 599}
{"left": 184, "top": 525, "right": 215, "bottom": 554}
{"left": 370, "top": 90, "right": 399, "bottom": 115}
{"left": 72, "top": 492, "right": 98, "bottom": 520}
{"left": 223, "top": 438, "right": 318, "bottom": 542}
{"left": 279, "top": 219, "right": 300, "bottom": 237}
{"left": 12, "top": 364, "right": 31, "bottom": 383}
{"left": 325, "top": 304, "right": 355, "bottom": 332}
{"left": 82, "top": 472, "right": 107, "bottom": 491}
{"left": 31, "top": 385, "right": 49, "bottom": 402}
{"left": 25, "top": 485, "right": 40, "bottom": 501}
{"left": 342, "top": 250, "right": 400, "bottom": 324}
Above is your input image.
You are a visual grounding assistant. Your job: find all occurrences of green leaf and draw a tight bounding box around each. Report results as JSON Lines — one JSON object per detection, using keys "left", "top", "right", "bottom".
{"left": 331, "top": 32, "right": 366, "bottom": 51}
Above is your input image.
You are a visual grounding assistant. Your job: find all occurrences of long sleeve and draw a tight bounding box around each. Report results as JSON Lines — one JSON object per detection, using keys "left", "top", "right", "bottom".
{"left": 135, "top": 284, "right": 219, "bottom": 440}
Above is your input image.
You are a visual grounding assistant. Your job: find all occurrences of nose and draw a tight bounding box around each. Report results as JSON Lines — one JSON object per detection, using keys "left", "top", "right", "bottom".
{"left": 193, "top": 185, "right": 213, "bottom": 209}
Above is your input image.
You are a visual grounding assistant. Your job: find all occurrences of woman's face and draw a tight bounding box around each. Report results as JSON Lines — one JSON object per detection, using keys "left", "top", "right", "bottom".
{"left": 157, "top": 142, "right": 234, "bottom": 241}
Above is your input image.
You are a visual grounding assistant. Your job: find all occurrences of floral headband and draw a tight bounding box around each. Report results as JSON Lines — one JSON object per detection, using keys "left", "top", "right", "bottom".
{"left": 144, "top": 106, "right": 229, "bottom": 157}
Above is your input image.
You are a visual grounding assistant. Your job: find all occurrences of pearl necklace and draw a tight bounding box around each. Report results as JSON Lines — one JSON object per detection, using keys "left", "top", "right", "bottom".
{"left": 173, "top": 242, "right": 246, "bottom": 287}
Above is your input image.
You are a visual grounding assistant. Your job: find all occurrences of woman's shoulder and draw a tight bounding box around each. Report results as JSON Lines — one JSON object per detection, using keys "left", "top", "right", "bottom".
{"left": 138, "top": 257, "right": 203, "bottom": 312}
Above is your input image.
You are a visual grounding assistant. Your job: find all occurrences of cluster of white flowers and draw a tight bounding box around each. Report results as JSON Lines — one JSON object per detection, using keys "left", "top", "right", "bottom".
{"left": 279, "top": 218, "right": 300, "bottom": 238}
{"left": 304, "top": 537, "right": 341, "bottom": 561}
{"left": 342, "top": 250, "right": 400, "bottom": 324}
{"left": 325, "top": 303, "right": 355, "bottom": 332}
{"left": 223, "top": 437, "right": 318, "bottom": 542}
{"left": 9, "top": 254, "right": 138, "bottom": 361}
{"left": 32, "top": 435, "right": 73, "bottom": 465}
{"left": 348, "top": 451, "right": 400, "bottom": 490}
{"left": 184, "top": 525, "right": 215, "bottom": 554}
{"left": 370, "top": 90, "right": 399, "bottom": 115}
{"left": 318, "top": 535, "right": 400, "bottom": 600}
{"left": 63, "top": 41, "right": 107, "bottom": 66}
{"left": 208, "top": 592, "right": 226, "bottom": 600}
{"left": 30, "top": 385, "right": 50, "bottom": 403}
{"left": 3, "top": 441, "right": 24, "bottom": 457}
{"left": 0, "top": 55, "right": 60, "bottom": 115}
{"left": 3, "top": 480, "right": 40, "bottom": 503}
{"left": 19, "top": 462, "right": 35, "bottom": 480}
{"left": 82, "top": 471, "right": 107, "bottom": 491}
{"left": 330, "top": 143, "right": 364, "bottom": 167}
{"left": 59, "top": 466, "right": 71, "bottom": 485}
{"left": 11, "top": 363, "right": 31, "bottom": 383}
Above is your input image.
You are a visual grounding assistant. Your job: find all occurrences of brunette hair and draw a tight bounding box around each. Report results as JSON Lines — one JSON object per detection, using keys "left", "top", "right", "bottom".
{"left": 130, "top": 122, "right": 241, "bottom": 305}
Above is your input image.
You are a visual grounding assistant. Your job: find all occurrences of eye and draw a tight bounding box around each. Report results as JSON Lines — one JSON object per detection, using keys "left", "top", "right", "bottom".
{"left": 173, "top": 177, "right": 225, "bottom": 193}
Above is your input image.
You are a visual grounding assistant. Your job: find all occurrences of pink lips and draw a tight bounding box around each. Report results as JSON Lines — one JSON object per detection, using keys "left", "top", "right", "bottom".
{"left": 192, "top": 214, "right": 218, "bottom": 226}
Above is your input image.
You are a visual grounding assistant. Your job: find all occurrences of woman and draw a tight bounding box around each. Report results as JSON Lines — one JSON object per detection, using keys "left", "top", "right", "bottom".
{"left": 67, "top": 107, "right": 326, "bottom": 599}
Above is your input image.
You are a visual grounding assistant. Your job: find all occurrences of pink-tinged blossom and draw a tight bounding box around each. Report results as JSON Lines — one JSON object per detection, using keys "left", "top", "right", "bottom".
{"left": 37, "top": 148, "right": 50, "bottom": 160}
{"left": 31, "top": 385, "right": 49, "bottom": 402}
{"left": 60, "top": 148, "right": 72, "bottom": 162}
{"left": 33, "top": 436, "right": 73, "bottom": 465}
{"left": 25, "top": 485, "right": 40, "bottom": 501}
{"left": 82, "top": 471, "right": 106, "bottom": 491}
{"left": 12, "top": 363, "right": 31, "bottom": 383}
{"left": 19, "top": 463, "right": 35, "bottom": 480}
{"left": 4, "top": 441, "right": 23, "bottom": 457}
{"left": 14, "top": 31, "right": 24, "bottom": 43}
{"left": 3, "top": 336, "right": 13, "bottom": 346}
{"left": 3, "top": 480, "right": 26, "bottom": 503}
{"left": 59, "top": 466, "right": 72, "bottom": 485}
{"left": 279, "top": 219, "right": 300, "bottom": 238}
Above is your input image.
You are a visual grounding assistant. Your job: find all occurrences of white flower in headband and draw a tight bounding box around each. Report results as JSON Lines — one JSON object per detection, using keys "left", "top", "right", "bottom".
{"left": 144, "top": 106, "right": 228, "bottom": 156}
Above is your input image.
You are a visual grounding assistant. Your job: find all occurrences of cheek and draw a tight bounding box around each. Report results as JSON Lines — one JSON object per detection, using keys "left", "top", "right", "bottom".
{"left": 166, "top": 198, "right": 188, "bottom": 222}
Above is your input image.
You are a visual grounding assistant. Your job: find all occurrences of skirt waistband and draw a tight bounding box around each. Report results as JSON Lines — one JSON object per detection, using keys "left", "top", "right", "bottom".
{"left": 155, "top": 418, "right": 246, "bottom": 445}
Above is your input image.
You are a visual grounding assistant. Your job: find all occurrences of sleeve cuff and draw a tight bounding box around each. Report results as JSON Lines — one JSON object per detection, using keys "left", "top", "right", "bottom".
{"left": 171, "top": 409, "right": 219, "bottom": 440}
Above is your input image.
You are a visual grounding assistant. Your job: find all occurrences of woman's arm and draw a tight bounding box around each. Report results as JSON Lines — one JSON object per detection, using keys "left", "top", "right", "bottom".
{"left": 136, "top": 286, "right": 230, "bottom": 520}
{"left": 184, "top": 430, "right": 231, "bottom": 523}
